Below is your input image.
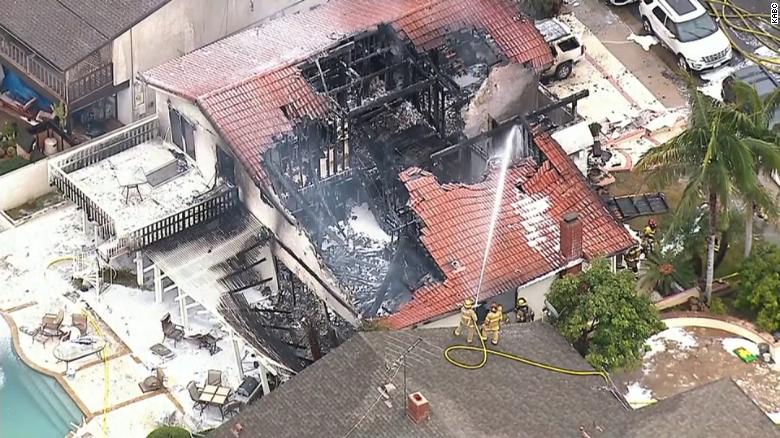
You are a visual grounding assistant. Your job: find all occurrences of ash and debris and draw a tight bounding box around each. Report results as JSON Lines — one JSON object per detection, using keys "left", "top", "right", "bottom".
{"left": 319, "top": 202, "right": 394, "bottom": 317}
{"left": 219, "top": 260, "right": 354, "bottom": 370}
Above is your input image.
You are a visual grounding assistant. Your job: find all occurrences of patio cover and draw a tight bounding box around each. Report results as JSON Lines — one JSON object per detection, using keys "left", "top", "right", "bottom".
{"left": 144, "top": 208, "right": 304, "bottom": 371}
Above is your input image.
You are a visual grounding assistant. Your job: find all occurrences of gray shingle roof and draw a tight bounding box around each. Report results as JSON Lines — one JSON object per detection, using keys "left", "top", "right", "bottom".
{"left": 0, "top": 0, "right": 170, "bottom": 70}
{"left": 210, "top": 322, "right": 628, "bottom": 438}
{"left": 614, "top": 379, "right": 780, "bottom": 438}
{"left": 209, "top": 322, "right": 780, "bottom": 438}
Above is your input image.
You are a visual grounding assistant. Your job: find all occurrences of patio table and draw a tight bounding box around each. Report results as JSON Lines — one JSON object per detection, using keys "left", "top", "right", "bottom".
{"left": 53, "top": 336, "right": 106, "bottom": 372}
{"left": 198, "top": 385, "right": 231, "bottom": 414}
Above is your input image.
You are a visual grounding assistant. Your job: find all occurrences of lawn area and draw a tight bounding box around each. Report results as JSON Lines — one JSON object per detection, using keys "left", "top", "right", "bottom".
{"left": 0, "top": 156, "right": 28, "bottom": 176}
{"left": 608, "top": 170, "right": 746, "bottom": 278}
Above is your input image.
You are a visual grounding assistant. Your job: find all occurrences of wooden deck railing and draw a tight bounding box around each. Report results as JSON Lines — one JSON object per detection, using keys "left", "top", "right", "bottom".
{"left": 99, "top": 187, "right": 240, "bottom": 260}
{"left": 0, "top": 27, "right": 66, "bottom": 99}
{"left": 68, "top": 63, "right": 114, "bottom": 103}
{"left": 55, "top": 116, "right": 159, "bottom": 173}
{"left": 49, "top": 164, "right": 116, "bottom": 239}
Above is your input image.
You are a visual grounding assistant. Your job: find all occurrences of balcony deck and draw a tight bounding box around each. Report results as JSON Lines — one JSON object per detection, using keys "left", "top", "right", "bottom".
{"left": 68, "top": 138, "right": 212, "bottom": 235}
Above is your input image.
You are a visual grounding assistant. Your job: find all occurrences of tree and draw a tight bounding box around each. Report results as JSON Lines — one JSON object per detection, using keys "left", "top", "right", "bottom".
{"left": 147, "top": 426, "right": 191, "bottom": 438}
{"left": 735, "top": 242, "right": 780, "bottom": 333}
{"left": 638, "top": 240, "right": 695, "bottom": 297}
{"left": 547, "top": 259, "right": 665, "bottom": 370}
{"left": 724, "top": 79, "right": 780, "bottom": 257}
{"left": 635, "top": 82, "right": 780, "bottom": 304}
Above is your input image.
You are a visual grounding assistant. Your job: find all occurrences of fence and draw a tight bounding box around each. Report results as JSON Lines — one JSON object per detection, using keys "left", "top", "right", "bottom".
{"left": 54, "top": 116, "right": 159, "bottom": 173}
{"left": 99, "top": 187, "right": 240, "bottom": 260}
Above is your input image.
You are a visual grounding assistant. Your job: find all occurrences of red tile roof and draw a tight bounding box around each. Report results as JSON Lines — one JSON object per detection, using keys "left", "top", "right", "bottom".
{"left": 383, "top": 132, "right": 635, "bottom": 329}
{"left": 142, "top": 0, "right": 553, "bottom": 186}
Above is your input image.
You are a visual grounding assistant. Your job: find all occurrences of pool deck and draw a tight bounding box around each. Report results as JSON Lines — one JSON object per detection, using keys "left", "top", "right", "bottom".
{"left": 0, "top": 203, "right": 252, "bottom": 437}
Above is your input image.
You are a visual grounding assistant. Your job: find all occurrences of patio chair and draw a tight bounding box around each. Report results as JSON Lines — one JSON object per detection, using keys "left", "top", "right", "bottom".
{"left": 160, "top": 313, "right": 184, "bottom": 346}
{"left": 220, "top": 399, "right": 242, "bottom": 420}
{"left": 138, "top": 368, "right": 166, "bottom": 393}
{"left": 72, "top": 314, "right": 88, "bottom": 336}
{"left": 206, "top": 369, "right": 223, "bottom": 387}
{"left": 187, "top": 381, "right": 205, "bottom": 410}
{"left": 41, "top": 310, "right": 65, "bottom": 336}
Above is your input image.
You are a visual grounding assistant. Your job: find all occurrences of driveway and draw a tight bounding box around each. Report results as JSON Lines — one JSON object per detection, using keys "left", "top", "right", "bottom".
{"left": 565, "top": 0, "right": 687, "bottom": 108}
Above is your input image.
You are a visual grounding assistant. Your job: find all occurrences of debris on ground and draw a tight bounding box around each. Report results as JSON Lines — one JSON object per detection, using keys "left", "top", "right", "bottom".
{"left": 627, "top": 33, "right": 658, "bottom": 51}
{"left": 620, "top": 327, "right": 780, "bottom": 421}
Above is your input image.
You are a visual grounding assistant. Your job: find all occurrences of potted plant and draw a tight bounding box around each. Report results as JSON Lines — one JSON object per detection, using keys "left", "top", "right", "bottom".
{"left": 0, "top": 122, "right": 17, "bottom": 158}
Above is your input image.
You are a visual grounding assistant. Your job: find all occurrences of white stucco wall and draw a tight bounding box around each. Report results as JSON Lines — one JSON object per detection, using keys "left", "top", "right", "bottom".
{"left": 0, "top": 159, "right": 54, "bottom": 212}
{"left": 235, "top": 164, "right": 358, "bottom": 325}
{"left": 157, "top": 91, "right": 220, "bottom": 185}
{"left": 113, "top": 0, "right": 325, "bottom": 121}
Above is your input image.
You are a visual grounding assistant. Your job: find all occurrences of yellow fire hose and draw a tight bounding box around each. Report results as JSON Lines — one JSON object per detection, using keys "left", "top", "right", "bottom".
{"left": 46, "top": 256, "right": 110, "bottom": 436}
{"left": 444, "top": 316, "right": 609, "bottom": 380}
{"left": 444, "top": 317, "right": 656, "bottom": 408}
{"left": 705, "top": 0, "right": 780, "bottom": 72}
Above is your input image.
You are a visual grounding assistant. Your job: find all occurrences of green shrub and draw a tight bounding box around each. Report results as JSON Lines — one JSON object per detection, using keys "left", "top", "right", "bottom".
{"left": 709, "top": 297, "right": 726, "bottom": 315}
{"left": 147, "top": 426, "right": 191, "bottom": 438}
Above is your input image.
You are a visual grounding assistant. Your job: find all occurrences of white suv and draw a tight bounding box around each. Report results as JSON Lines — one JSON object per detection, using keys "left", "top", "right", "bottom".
{"left": 639, "top": 0, "right": 732, "bottom": 71}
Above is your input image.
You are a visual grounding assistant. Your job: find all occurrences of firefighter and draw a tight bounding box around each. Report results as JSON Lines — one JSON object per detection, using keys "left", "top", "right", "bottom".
{"left": 625, "top": 245, "right": 642, "bottom": 273}
{"left": 481, "top": 303, "right": 504, "bottom": 345}
{"left": 642, "top": 219, "right": 658, "bottom": 253}
{"left": 453, "top": 298, "right": 478, "bottom": 343}
{"left": 515, "top": 297, "right": 535, "bottom": 323}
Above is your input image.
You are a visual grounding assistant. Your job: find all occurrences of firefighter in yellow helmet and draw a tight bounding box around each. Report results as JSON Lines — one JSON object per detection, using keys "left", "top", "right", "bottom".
{"left": 515, "top": 297, "right": 535, "bottom": 323}
{"left": 453, "top": 298, "right": 478, "bottom": 343}
{"left": 481, "top": 303, "right": 504, "bottom": 345}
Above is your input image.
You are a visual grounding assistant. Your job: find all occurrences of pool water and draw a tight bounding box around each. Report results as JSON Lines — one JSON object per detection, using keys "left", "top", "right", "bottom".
{"left": 0, "top": 318, "right": 83, "bottom": 437}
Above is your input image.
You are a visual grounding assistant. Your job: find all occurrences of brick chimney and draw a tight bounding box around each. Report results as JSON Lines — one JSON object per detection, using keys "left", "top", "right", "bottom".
{"left": 407, "top": 392, "right": 430, "bottom": 424}
{"left": 560, "top": 212, "right": 583, "bottom": 273}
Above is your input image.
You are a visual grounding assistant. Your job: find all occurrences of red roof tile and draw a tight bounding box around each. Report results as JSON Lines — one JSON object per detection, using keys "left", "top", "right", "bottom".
{"left": 142, "top": 0, "right": 553, "bottom": 186}
{"left": 382, "top": 132, "right": 635, "bottom": 329}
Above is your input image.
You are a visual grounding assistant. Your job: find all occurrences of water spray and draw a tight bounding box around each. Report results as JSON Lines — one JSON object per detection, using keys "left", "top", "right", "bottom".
{"left": 472, "top": 126, "right": 518, "bottom": 305}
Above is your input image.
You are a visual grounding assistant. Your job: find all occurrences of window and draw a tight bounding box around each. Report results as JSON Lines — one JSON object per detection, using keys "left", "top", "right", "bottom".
{"left": 664, "top": 17, "right": 678, "bottom": 36}
{"left": 676, "top": 13, "right": 719, "bottom": 42}
{"left": 557, "top": 37, "right": 580, "bottom": 52}
{"left": 652, "top": 6, "right": 667, "bottom": 23}
{"left": 167, "top": 105, "right": 196, "bottom": 160}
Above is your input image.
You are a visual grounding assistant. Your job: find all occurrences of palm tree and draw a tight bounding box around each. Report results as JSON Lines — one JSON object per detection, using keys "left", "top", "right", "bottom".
{"left": 638, "top": 236, "right": 695, "bottom": 297}
{"left": 723, "top": 79, "right": 780, "bottom": 257}
{"left": 635, "top": 84, "right": 780, "bottom": 304}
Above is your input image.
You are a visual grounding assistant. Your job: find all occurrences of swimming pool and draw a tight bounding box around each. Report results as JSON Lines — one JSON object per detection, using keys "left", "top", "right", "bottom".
{"left": 0, "top": 318, "right": 83, "bottom": 437}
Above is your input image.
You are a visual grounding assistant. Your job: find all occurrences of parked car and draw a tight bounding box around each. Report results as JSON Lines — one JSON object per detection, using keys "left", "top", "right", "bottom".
{"left": 639, "top": 0, "right": 732, "bottom": 71}
{"left": 722, "top": 64, "right": 780, "bottom": 129}
{"left": 535, "top": 19, "right": 585, "bottom": 81}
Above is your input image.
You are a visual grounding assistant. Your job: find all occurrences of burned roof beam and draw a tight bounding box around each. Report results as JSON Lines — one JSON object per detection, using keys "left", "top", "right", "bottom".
{"left": 348, "top": 78, "right": 436, "bottom": 119}
{"left": 217, "top": 257, "right": 268, "bottom": 282}
{"left": 430, "top": 90, "right": 589, "bottom": 160}
{"left": 526, "top": 89, "right": 589, "bottom": 122}
{"left": 225, "top": 277, "right": 273, "bottom": 295}
{"left": 325, "top": 59, "right": 411, "bottom": 96}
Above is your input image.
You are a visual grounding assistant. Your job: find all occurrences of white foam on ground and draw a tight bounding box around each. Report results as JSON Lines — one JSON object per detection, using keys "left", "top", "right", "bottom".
{"left": 348, "top": 203, "right": 390, "bottom": 244}
{"left": 768, "top": 411, "right": 780, "bottom": 424}
{"left": 627, "top": 33, "right": 658, "bottom": 51}
{"left": 721, "top": 337, "right": 760, "bottom": 357}
{"left": 644, "top": 327, "right": 698, "bottom": 360}
{"left": 624, "top": 382, "right": 654, "bottom": 404}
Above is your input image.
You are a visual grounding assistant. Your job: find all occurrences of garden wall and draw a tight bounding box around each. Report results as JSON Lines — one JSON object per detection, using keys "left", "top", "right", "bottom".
{"left": 0, "top": 159, "right": 52, "bottom": 212}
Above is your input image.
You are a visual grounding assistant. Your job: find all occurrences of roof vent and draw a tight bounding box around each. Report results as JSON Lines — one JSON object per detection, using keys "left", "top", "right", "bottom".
{"left": 450, "top": 260, "right": 461, "bottom": 270}
{"left": 407, "top": 392, "right": 430, "bottom": 424}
